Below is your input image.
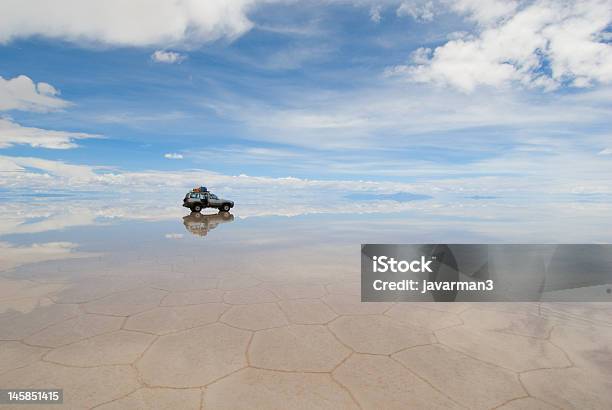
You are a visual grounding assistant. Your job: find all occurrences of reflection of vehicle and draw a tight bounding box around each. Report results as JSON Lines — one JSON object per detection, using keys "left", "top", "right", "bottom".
{"left": 183, "top": 190, "right": 234, "bottom": 212}
{"left": 182, "top": 212, "right": 234, "bottom": 237}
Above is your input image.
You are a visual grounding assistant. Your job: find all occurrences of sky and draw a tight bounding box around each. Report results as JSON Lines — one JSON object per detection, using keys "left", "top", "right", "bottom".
{"left": 0, "top": 0, "right": 611, "bottom": 201}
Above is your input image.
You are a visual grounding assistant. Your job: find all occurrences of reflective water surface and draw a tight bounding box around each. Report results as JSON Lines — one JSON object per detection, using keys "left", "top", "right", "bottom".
{"left": 1, "top": 196, "right": 611, "bottom": 408}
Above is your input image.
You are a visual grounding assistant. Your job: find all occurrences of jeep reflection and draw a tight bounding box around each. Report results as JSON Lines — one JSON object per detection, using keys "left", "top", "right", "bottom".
{"left": 183, "top": 212, "right": 234, "bottom": 237}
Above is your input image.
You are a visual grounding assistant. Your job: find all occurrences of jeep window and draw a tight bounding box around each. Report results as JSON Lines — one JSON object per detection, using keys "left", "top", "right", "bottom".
{"left": 189, "top": 193, "right": 198, "bottom": 198}
{"left": 210, "top": 194, "right": 218, "bottom": 200}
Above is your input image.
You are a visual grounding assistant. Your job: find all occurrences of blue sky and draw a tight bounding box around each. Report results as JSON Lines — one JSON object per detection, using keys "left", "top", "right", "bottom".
{"left": 0, "top": 0, "right": 611, "bottom": 198}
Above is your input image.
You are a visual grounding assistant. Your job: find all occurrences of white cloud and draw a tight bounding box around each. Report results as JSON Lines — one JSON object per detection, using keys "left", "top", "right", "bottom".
{"left": 0, "top": 76, "right": 97, "bottom": 151}
{"left": 396, "top": 1, "right": 435, "bottom": 22}
{"left": 205, "top": 83, "right": 612, "bottom": 150}
{"left": 369, "top": 5, "right": 382, "bottom": 23}
{"left": 391, "top": 0, "right": 612, "bottom": 92}
{"left": 0, "top": 118, "right": 99, "bottom": 149}
{"left": 409, "top": 47, "right": 433, "bottom": 64}
{"left": 0, "top": 0, "right": 257, "bottom": 47}
{"left": 0, "top": 75, "right": 69, "bottom": 112}
{"left": 2, "top": 128, "right": 612, "bottom": 199}
{"left": 151, "top": 50, "right": 186, "bottom": 63}
{"left": 93, "top": 111, "right": 187, "bottom": 125}
{"left": 0, "top": 156, "right": 102, "bottom": 185}
{"left": 0, "top": 154, "right": 424, "bottom": 194}
{"left": 450, "top": 0, "right": 520, "bottom": 25}
{"left": 164, "top": 152, "right": 184, "bottom": 159}
{"left": 598, "top": 148, "right": 612, "bottom": 155}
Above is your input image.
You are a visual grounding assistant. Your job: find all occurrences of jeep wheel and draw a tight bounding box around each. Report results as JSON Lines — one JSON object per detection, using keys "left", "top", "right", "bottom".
{"left": 221, "top": 204, "right": 230, "bottom": 212}
{"left": 193, "top": 205, "right": 202, "bottom": 212}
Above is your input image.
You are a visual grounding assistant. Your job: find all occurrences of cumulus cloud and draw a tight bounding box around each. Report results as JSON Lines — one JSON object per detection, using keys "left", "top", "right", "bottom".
{"left": 0, "top": 0, "right": 256, "bottom": 47}
{"left": 0, "top": 75, "right": 69, "bottom": 112}
{"left": 151, "top": 50, "right": 186, "bottom": 64}
{"left": 0, "top": 118, "right": 99, "bottom": 149}
{"left": 0, "top": 76, "right": 97, "bottom": 150}
{"left": 390, "top": 0, "right": 612, "bottom": 92}
{"left": 164, "top": 152, "right": 184, "bottom": 159}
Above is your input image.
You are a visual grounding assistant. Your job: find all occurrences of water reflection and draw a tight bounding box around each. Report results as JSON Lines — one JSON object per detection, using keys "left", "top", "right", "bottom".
{"left": 182, "top": 212, "right": 234, "bottom": 237}
{"left": 3, "top": 194, "right": 612, "bottom": 243}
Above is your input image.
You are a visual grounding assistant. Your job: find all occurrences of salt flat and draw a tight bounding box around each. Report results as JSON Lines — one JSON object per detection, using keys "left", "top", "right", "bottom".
{"left": 1, "top": 207, "right": 611, "bottom": 409}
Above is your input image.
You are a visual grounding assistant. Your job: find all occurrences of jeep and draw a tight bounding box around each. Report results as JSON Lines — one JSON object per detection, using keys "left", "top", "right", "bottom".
{"left": 183, "top": 190, "right": 234, "bottom": 212}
